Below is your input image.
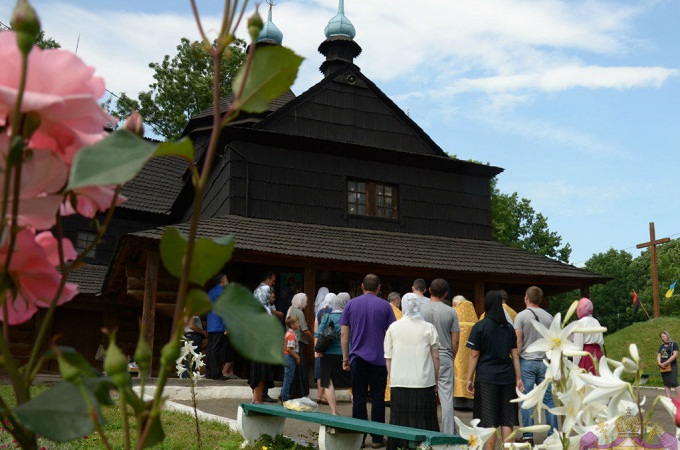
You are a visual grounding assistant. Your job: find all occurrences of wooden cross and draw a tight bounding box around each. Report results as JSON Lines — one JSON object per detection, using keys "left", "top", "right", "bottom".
{"left": 636, "top": 222, "right": 670, "bottom": 318}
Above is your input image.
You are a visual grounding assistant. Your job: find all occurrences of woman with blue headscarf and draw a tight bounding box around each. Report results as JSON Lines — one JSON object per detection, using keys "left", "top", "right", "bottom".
{"left": 384, "top": 294, "right": 440, "bottom": 450}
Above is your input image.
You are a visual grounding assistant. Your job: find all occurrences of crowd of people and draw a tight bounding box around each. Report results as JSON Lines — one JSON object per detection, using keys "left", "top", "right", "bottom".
{"left": 183, "top": 271, "right": 680, "bottom": 449}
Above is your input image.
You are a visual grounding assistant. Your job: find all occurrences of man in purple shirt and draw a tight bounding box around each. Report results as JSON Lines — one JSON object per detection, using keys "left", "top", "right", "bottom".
{"left": 340, "top": 274, "right": 396, "bottom": 449}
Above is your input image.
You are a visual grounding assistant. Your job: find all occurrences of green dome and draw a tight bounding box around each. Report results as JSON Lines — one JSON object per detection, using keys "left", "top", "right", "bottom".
{"left": 257, "top": 7, "right": 283, "bottom": 44}
{"left": 324, "top": 0, "right": 355, "bottom": 39}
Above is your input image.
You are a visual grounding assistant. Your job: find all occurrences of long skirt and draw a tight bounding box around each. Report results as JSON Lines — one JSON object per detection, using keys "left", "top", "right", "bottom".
{"left": 387, "top": 387, "right": 439, "bottom": 450}
{"left": 661, "top": 363, "right": 679, "bottom": 388}
{"left": 579, "top": 343, "right": 603, "bottom": 375}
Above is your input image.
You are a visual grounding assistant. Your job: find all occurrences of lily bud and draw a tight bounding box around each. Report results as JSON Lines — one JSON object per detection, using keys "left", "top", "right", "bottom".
{"left": 247, "top": 10, "right": 263, "bottom": 43}
{"left": 11, "top": 0, "right": 40, "bottom": 55}
{"left": 122, "top": 110, "right": 144, "bottom": 137}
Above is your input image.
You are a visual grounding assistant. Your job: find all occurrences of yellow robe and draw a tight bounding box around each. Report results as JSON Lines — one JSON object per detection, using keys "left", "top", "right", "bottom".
{"left": 385, "top": 303, "right": 402, "bottom": 402}
{"left": 453, "top": 299, "right": 478, "bottom": 400}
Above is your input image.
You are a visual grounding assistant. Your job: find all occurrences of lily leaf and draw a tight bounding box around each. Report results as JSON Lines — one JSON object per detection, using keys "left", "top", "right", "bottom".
{"left": 212, "top": 283, "right": 284, "bottom": 364}
{"left": 233, "top": 45, "right": 303, "bottom": 113}
{"left": 187, "top": 288, "right": 212, "bottom": 316}
{"left": 153, "top": 137, "right": 194, "bottom": 161}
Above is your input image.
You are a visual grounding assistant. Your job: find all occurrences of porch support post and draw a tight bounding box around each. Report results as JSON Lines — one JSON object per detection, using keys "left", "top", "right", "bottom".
{"left": 141, "top": 251, "right": 159, "bottom": 374}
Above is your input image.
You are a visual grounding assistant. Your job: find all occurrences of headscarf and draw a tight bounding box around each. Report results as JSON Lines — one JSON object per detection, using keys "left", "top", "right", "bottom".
{"left": 401, "top": 293, "right": 423, "bottom": 319}
{"left": 661, "top": 331, "right": 673, "bottom": 342}
{"left": 576, "top": 297, "right": 593, "bottom": 319}
{"left": 333, "top": 292, "right": 350, "bottom": 312}
{"left": 291, "top": 293, "right": 307, "bottom": 309}
{"left": 314, "top": 287, "right": 329, "bottom": 315}
{"left": 319, "top": 293, "right": 336, "bottom": 312}
{"left": 484, "top": 290, "right": 506, "bottom": 324}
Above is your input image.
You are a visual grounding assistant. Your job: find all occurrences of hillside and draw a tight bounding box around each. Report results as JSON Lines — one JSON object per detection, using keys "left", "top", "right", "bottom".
{"left": 603, "top": 316, "right": 680, "bottom": 386}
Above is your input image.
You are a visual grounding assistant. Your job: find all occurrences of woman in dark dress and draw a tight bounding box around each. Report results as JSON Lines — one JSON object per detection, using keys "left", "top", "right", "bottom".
{"left": 466, "top": 291, "right": 524, "bottom": 450}
{"left": 657, "top": 330, "right": 680, "bottom": 399}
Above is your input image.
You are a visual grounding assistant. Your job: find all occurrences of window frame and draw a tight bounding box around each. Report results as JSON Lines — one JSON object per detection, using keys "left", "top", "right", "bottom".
{"left": 347, "top": 179, "right": 398, "bottom": 220}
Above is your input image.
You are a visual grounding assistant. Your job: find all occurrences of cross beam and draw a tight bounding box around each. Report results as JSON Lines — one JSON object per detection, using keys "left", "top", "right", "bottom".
{"left": 636, "top": 222, "right": 670, "bottom": 318}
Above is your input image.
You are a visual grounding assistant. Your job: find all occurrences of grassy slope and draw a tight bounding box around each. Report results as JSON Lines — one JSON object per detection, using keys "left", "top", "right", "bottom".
{"left": 603, "top": 316, "right": 680, "bottom": 386}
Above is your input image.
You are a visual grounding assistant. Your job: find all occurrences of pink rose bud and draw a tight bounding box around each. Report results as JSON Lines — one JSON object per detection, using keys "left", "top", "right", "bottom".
{"left": 122, "top": 111, "right": 144, "bottom": 137}
{"left": 673, "top": 398, "right": 680, "bottom": 427}
{"left": 11, "top": 0, "right": 40, "bottom": 54}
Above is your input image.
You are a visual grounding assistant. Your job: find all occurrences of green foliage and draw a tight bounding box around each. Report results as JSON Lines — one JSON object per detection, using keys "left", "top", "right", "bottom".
{"left": 490, "top": 179, "right": 571, "bottom": 262}
{"left": 109, "top": 37, "right": 247, "bottom": 140}
{"left": 550, "top": 239, "right": 680, "bottom": 334}
{"left": 35, "top": 30, "right": 59, "bottom": 49}
{"left": 213, "top": 283, "right": 285, "bottom": 365}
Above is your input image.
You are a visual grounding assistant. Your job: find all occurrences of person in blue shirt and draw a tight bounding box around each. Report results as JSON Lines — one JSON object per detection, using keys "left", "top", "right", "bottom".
{"left": 206, "top": 273, "right": 232, "bottom": 380}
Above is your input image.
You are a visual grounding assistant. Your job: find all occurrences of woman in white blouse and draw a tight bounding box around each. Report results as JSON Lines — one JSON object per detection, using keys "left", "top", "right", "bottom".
{"left": 572, "top": 297, "right": 604, "bottom": 375}
{"left": 384, "top": 295, "right": 440, "bottom": 450}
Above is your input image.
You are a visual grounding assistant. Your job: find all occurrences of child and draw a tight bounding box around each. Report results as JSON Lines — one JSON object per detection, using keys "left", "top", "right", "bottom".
{"left": 281, "top": 316, "right": 301, "bottom": 402}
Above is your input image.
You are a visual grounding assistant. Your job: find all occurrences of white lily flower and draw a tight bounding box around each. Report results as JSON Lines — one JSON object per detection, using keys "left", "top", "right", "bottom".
{"left": 658, "top": 395, "right": 677, "bottom": 419}
{"left": 629, "top": 343, "right": 640, "bottom": 363}
{"left": 518, "top": 424, "right": 552, "bottom": 433}
{"left": 512, "top": 377, "right": 552, "bottom": 410}
{"left": 526, "top": 313, "right": 580, "bottom": 380}
{"left": 580, "top": 356, "right": 632, "bottom": 417}
{"left": 562, "top": 350, "right": 589, "bottom": 358}
{"left": 193, "top": 355, "right": 206, "bottom": 369}
{"left": 535, "top": 432, "right": 580, "bottom": 450}
{"left": 176, "top": 362, "right": 188, "bottom": 377}
{"left": 190, "top": 370, "right": 205, "bottom": 382}
{"left": 574, "top": 416, "right": 619, "bottom": 445}
{"left": 454, "top": 417, "right": 496, "bottom": 450}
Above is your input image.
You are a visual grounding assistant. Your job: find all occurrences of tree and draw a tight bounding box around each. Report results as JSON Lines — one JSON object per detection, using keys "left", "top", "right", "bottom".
{"left": 491, "top": 179, "right": 572, "bottom": 262}
{"left": 35, "top": 30, "right": 59, "bottom": 49}
{"left": 110, "top": 37, "right": 247, "bottom": 140}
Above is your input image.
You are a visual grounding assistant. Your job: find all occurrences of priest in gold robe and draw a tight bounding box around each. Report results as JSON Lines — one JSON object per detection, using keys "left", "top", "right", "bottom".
{"left": 452, "top": 295, "right": 478, "bottom": 405}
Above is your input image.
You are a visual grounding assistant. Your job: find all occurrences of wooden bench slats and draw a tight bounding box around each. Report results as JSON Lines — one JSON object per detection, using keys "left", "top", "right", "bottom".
{"left": 240, "top": 403, "right": 467, "bottom": 446}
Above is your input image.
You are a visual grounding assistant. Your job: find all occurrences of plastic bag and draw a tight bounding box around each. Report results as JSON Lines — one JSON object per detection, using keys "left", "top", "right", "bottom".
{"left": 283, "top": 397, "right": 318, "bottom": 412}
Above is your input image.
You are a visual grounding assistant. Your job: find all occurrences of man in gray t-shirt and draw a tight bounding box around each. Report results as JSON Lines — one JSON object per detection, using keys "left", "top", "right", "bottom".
{"left": 421, "top": 278, "right": 459, "bottom": 435}
{"left": 513, "top": 286, "right": 558, "bottom": 443}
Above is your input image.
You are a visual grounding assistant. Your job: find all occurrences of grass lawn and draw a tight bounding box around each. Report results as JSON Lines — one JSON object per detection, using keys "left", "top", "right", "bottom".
{"left": 603, "top": 315, "right": 680, "bottom": 386}
{"left": 0, "top": 385, "right": 246, "bottom": 449}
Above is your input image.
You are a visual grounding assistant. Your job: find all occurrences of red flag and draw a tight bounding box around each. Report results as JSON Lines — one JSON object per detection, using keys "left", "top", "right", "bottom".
{"left": 632, "top": 289, "right": 640, "bottom": 315}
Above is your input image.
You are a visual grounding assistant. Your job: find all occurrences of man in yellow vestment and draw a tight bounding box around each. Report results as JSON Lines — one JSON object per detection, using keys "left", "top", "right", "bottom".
{"left": 452, "top": 295, "right": 478, "bottom": 406}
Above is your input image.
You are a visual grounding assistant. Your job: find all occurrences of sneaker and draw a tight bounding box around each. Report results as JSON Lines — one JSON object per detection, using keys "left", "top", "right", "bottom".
{"left": 514, "top": 437, "right": 534, "bottom": 446}
{"left": 262, "top": 394, "right": 278, "bottom": 403}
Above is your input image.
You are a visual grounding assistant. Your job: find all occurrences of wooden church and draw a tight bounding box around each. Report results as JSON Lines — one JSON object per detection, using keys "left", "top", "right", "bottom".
{"left": 19, "top": 2, "right": 607, "bottom": 372}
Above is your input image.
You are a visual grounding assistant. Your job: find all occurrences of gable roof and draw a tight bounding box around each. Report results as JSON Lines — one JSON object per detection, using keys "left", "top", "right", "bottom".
{"left": 253, "top": 64, "right": 450, "bottom": 157}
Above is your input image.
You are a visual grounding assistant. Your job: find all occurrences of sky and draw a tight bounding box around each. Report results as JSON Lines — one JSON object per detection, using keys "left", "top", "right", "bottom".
{"left": 1, "top": 0, "right": 678, "bottom": 266}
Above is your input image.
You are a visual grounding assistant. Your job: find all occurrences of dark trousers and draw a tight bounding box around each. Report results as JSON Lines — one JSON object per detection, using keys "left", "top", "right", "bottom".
{"left": 351, "top": 357, "right": 387, "bottom": 444}
{"left": 206, "top": 332, "right": 226, "bottom": 379}
{"left": 290, "top": 342, "right": 310, "bottom": 397}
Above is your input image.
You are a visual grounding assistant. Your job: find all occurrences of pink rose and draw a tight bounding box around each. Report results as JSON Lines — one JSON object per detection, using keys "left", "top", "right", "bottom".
{"left": 0, "top": 229, "right": 78, "bottom": 325}
{"left": 0, "top": 31, "right": 115, "bottom": 163}
{"left": 60, "top": 186, "right": 126, "bottom": 219}
{"left": 0, "top": 135, "right": 68, "bottom": 230}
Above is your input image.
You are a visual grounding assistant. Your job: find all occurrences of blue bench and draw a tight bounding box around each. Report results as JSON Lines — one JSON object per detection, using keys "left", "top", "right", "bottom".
{"left": 237, "top": 402, "right": 468, "bottom": 450}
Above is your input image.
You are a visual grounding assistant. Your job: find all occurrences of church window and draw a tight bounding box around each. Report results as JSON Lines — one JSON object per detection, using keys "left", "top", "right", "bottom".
{"left": 347, "top": 180, "right": 398, "bottom": 219}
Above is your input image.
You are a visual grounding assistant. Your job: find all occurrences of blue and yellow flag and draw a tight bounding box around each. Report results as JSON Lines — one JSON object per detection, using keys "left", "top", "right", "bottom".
{"left": 665, "top": 280, "right": 677, "bottom": 299}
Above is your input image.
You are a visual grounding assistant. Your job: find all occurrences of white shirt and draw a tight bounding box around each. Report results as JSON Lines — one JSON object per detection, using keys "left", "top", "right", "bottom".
{"left": 572, "top": 315, "right": 604, "bottom": 365}
{"left": 384, "top": 318, "right": 440, "bottom": 388}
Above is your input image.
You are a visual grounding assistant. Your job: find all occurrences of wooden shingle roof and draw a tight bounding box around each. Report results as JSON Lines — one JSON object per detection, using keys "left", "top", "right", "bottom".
{"left": 127, "top": 215, "right": 605, "bottom": 283}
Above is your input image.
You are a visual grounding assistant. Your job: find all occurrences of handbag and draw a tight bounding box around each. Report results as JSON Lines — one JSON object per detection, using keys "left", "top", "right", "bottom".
{"left": 314, "top": 317, "right": 337, "bottom": 353}
{"left": 660, "top": 364, "right": 672, "bottom": 373}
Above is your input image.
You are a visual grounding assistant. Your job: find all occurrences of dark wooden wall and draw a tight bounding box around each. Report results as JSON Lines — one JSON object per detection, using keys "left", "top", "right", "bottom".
{"left": 197, "top": 142, "right": 492, "bottom": 240}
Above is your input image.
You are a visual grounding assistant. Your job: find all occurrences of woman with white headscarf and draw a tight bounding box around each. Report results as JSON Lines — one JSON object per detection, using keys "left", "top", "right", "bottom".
{"left": 314, "top": 286, "right": 330, "bottom": 316}
{"left": 384, "top": 295, "right": 440, "bottom": 450}
{"left": 315, "top": 292, "right": 352, "bottom": 415}
{"left": 287, "top": 293, "right": 313, "bottom": 397}
{"left": 314, "top": 292, "right": 336, "bottom": 404}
